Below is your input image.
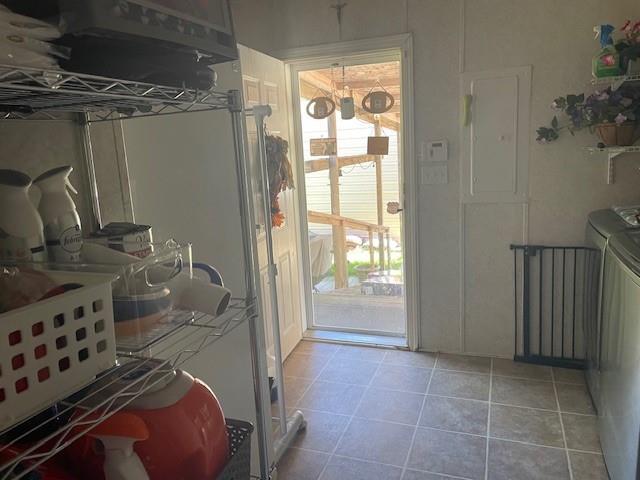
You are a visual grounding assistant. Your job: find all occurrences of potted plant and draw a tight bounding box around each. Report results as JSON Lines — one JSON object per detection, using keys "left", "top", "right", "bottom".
{"left": 536, "top": 85, "right": 640, "bottom": 146}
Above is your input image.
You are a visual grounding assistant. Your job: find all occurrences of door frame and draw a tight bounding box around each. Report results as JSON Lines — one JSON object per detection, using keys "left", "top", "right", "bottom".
{"left": 279, "top": 34, "right": 419, "bottom": 350}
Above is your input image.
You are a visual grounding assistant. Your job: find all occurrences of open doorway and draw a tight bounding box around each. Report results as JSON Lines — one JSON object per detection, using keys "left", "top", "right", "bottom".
{"left": 291, "top": 54, "right": 409, "bottom": 346}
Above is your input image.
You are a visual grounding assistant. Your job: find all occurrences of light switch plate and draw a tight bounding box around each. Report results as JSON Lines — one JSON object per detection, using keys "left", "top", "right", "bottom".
{"left": 421, "top": 164, "right": 448, "bottom": 185}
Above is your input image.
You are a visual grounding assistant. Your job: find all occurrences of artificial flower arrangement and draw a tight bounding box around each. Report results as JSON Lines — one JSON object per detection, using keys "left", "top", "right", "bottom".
{"left": 536, "top": 85, "right": 640, "bottom": 145}
{"left": 266, "top": 134, "right": 294, "bottom": 228}
{"left": 537, "top": 20, "right": 640, "bottom": 146}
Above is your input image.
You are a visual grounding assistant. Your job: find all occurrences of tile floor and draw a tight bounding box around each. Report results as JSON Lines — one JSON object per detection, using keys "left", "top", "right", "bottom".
{"left": 275, "top": 341, "right": 608, "bottom": 480}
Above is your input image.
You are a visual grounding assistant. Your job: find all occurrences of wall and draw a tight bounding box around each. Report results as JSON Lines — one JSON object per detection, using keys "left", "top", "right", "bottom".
{"left": 231, "top": 0, "right": 640, "bottom": 357}
{"left": 0, "top": 119, "right": 133, "bottom": 230}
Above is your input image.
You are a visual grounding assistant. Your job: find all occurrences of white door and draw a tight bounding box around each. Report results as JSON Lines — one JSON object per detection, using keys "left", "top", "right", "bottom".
{"left": 239, "top": 45, "right": 304, "bottom": 363}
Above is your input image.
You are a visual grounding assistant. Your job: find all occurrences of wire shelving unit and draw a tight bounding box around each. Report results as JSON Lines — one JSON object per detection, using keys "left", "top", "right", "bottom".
{"left": 0, "top": 302, "right": 257, "bottom": 480}
{"left": 591, "top": 73, "right": 640, "bottom": 90}
{"left": 586, "top": 145, "right": 640, "bottom": 184}
{"left": 0, "top": 64, "right": 231, "bottom": 120}
{"left": 0, "top": 62, "right": 293, "bottom": 480}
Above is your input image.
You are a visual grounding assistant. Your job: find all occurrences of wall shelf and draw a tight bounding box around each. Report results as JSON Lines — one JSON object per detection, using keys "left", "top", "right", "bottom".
{"left": 591, "top": 73, "right": 640, "bottom": 91}
{"left": 0, "top": 64, "right": 233, "bottom": 121}
{"left": 0, "top": 300, "right": 257, "bottom": 480}
{"left": 586, "top": 145, "right": 640, "bottom": 184}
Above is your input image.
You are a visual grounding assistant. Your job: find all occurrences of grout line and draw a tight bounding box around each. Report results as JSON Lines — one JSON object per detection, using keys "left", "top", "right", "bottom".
{"left": 400, "top": 352, "right": 438, "bottom": 477}
{"left": 552, "top": 367, "right": 574, "bottom": 480}
{"left": 288, "top": 446, "right": 473, "bottom": 479}
{"left": 279, "top": 346, "right": 341, "bottom": 427}
{"left": 284, "top": 377, "right": 597, "bottom": 417}
{"left": 313, "top": 349, "right": 387, "bottom": 480}
{"left": 484, "top": 358, "right": 493, "bottom": 480}
{"left": 282, "top": 347, "right": 593, "bottom": 479}
{"left": 290, "top": 424, "right": 604, "bottom": 458}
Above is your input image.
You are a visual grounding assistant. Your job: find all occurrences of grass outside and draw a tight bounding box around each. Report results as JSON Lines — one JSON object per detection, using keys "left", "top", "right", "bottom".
{"left": 328, "top": 244, "right": 404, "bottom": 277}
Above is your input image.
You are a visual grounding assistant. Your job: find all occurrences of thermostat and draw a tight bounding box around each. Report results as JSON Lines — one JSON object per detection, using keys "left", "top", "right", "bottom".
{"left": 425, "top": 140, "right": 448, "bottom": 163}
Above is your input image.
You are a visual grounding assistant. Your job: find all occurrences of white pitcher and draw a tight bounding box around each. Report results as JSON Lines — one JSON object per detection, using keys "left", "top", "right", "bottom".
{"left": 0, "top": 169, "right": 46, "bottom": 262}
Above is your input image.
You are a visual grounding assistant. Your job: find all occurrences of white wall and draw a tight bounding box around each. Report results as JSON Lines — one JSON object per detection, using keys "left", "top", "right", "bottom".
{"left": 231, "top": 0, "right": 640, "bottom": 357}
{"left": 0, "top": 119, "right": 129, "bottom": 229}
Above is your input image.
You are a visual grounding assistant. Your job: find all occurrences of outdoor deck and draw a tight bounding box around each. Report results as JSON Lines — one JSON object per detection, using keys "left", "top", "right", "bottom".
{"left": 313, "top": 279, "right": 404, "bottom": 335}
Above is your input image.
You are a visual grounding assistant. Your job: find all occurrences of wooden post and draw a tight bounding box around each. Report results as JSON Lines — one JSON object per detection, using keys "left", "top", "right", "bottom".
{"left": 328, "top": 112, "right": 348, "bottom": 289}
{"left": 386, "top": 229, "right": 392, "bottom": 269}
{"left": 368, "top": 227, "right": 375, "bottom": 267}
{"left": 374, "top": 116, "right": 385, "bottom": 270}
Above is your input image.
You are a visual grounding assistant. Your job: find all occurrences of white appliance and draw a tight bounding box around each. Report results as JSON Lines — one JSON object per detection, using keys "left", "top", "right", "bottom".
{"left": 584, "top": 209, "right": 635, "bottom": 413}
{"left": 599, "top": 229, "right": 640, "bottom": 480}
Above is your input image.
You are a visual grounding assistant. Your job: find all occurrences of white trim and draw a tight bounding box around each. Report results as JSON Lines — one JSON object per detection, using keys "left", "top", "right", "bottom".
{"left": 275, "top": 34, "right": 412, "bottom": 62}
{"left": 283, "top": 34, "right": 420, "bottom": 350}
{"left": 460, "top": 65, "right": 532, "bottom": 204}
{"left": 285, "top": 63, "right": 314, "bottom": 335}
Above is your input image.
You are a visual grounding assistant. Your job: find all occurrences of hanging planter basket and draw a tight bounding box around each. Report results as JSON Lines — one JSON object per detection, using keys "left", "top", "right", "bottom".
{"left": 595, "top": 122, "right": 640, "bottom": 146}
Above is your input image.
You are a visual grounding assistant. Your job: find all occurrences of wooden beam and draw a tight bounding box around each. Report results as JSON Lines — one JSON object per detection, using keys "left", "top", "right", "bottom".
{"left": 374, "top": 117, "right": 385, "bottom": 270}
{"left": 368, "top": 228, "right": 375, "bottom": 267}
{"left": 299, "top": 78, "right": 399, "bottom": 131}
{"left": 307, "top": 210, "right": 389, "bottom": 233}
{"left": 304, "top": 154, "right": 376, "bottom": 173}
{"left": 327, "top": 112, "right": 348, "bottom": 290}
{"left": 334, "top": 78, "right": 400, "bottom": 90}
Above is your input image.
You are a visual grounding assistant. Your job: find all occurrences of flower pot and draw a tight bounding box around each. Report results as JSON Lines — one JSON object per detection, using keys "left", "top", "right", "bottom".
{"left": 595, "top": 122, "right": 639, "bottom": 146}
{"left": 354, "top": 264, "right": 377, "bottom": 282}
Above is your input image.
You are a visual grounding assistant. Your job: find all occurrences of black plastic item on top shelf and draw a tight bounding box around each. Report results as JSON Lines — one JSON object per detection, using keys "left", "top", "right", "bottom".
{"left": 218, "top": 419, "right": 254, "bottom": 480}
{"left": 55, "top": 36, "right": 218, "bottom": 90}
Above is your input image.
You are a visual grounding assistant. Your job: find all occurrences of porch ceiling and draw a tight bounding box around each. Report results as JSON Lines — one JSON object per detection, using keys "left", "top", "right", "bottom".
{"left": 299, "top": 61, "right": 401, "bottom": 131}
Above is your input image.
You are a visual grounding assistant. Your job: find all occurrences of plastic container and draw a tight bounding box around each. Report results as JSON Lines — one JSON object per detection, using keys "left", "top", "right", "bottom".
{"left": 0, "top": 270, "right": 116, "bottom": 431}
{"left": 34, "top": 165, "right": 83, "bottom": 263}
{"left": 0, "top": 169, "right": 46, "bottom": 262}
{"left": 218, "top": 419, "right": 254, "bottom": 480}
{"left": 82, "top": 240, "right": 199, "bottom": 352}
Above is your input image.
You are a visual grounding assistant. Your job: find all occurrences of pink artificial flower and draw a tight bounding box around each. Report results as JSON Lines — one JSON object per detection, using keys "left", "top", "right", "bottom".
{"left": 597, "top": 91, "right": 610, "bottom": 101}
{"left": 622, "top": 20, "right": 632, "bottom": 32}
{"left": 615, "top": 113, "right": 628, "bottom": 124}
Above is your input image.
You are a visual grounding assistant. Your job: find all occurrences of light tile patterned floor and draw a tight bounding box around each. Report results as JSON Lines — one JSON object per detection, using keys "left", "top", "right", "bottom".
{"left": 275, "top": 341, "right": 609, "bottom": 480}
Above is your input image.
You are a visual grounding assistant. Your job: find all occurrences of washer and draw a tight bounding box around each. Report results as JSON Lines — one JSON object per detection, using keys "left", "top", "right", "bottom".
{"left": 599, "top": 230, "right": 640, "bottom": 480}
{"left": 584, "top": 209, "right": 632, "bottom": 413}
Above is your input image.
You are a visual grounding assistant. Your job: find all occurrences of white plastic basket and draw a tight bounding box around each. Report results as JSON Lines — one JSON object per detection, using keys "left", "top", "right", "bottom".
{"left": 0, "top": 271, "right": 116, "bottom": 431}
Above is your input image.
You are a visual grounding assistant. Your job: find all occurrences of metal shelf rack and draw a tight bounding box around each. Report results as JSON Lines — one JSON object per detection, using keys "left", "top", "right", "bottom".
{"left": 0, "top": 64, "right": 230, "bottom": 120}
{"left": 0, "top": 63, "right": 298, "bottom": 479}
{"left": 586, "top": 145, "right": 640, "bottom": 184}
{"left": 0, "top": 303, "right": 256, "bottom": 480}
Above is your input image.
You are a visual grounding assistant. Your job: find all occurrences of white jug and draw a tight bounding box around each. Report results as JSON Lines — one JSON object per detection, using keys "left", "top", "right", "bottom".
{"left": 34, "top": 165, "right": 82, "bottom": 262}
{"left": 0, "top": 169, "right": 46, "bottom": 262}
